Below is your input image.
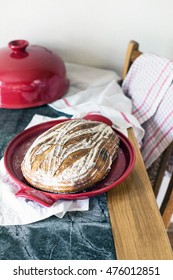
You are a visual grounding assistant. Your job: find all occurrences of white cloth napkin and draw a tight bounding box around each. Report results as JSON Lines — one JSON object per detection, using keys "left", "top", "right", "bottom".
{"left": 0, "top": 115, "right": 89, "bottom": 226}
{"left": 122, "top": 53, "right": 173, "bottom": 168}
{"left": 49, "top": 63, "right": 144, "bottom": 143}
{"left": 0, "top": 63, "right": 144, "bottom": 226}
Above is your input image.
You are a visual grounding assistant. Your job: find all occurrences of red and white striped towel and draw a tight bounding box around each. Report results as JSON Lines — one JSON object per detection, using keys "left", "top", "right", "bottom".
{"left": 122, "top": 53, "right": 173, "bottom": 168}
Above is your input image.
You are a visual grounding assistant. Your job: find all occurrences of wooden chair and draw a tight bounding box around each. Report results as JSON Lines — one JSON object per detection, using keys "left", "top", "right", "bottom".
{"left": 121, "top": 40, "right": 173, "bottom": 229}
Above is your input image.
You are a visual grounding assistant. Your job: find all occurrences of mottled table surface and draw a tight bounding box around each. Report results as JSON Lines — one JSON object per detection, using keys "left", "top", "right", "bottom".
{"left": 0, "top": 106, "right": 116, "bottom": 260}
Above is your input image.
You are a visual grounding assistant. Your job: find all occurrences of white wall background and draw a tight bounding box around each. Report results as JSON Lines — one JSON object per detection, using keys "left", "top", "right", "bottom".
{"left": 0, "top": 0, "right": 173, "bottom": 76}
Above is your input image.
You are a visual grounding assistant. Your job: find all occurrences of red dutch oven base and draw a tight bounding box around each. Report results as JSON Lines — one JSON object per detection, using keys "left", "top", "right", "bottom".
{"left": 4, "top": 117, "right": 136, "bottom": 207}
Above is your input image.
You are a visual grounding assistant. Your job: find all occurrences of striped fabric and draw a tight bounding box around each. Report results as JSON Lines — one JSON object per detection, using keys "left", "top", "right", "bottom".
{"left": 122, "top": 53, "right": 173, "bottom": 169}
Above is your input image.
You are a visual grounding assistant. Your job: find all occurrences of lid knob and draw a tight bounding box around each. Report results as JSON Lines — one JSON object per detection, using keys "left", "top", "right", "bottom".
{"left": 8, "top": 40, "right": 29, "bottom": 53}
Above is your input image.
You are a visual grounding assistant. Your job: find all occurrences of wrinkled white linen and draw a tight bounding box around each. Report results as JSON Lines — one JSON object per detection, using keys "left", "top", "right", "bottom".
{"left": 0, "top": 63, "right": 144, "bottom": 226}
{"left": 49, "top": 63, "right": 144, "bottom": 142}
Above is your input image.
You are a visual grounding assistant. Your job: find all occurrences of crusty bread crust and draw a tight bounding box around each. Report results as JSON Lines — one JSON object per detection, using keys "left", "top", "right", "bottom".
{"left": 21, "top": 119, "right": 119, "bottom": 193}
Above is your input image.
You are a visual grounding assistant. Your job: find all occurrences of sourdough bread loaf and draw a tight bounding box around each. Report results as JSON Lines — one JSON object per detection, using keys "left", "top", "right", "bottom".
{"left": 21, "top": 119, "right": 120, "bottom": 193}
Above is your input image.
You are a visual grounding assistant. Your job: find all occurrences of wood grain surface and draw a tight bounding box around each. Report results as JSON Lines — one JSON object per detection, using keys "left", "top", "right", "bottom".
{"left": 107, "top": 128, "right": 173, "bottom": 260}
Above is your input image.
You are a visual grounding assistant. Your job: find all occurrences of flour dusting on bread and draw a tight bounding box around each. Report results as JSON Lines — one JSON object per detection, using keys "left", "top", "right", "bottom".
{"left": 21, "top": 119, "right": 120, "bottom": 193}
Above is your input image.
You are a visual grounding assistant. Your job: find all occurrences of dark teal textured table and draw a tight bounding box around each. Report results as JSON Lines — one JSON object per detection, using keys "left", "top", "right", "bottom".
{"left": 0, "top": 106, "right": 116, "bottom": 260}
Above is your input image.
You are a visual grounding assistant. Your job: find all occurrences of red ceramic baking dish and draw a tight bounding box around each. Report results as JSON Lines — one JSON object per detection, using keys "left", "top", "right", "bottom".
{"left": 0, "top": 40, "right": 69, "bottom": 108}
{"left": 4, "top": 116, "right": 136, "bottom": 207}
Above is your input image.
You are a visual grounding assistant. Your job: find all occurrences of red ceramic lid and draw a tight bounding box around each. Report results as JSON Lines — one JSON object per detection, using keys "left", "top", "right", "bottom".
{"left": 0, "top": 40, "right": 69, "bottom": 108}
